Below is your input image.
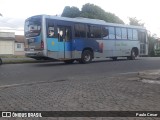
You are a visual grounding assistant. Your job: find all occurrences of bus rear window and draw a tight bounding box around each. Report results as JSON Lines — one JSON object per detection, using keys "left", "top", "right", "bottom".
{"left": 25, "top": 17, "right": 41, "bottom": 37}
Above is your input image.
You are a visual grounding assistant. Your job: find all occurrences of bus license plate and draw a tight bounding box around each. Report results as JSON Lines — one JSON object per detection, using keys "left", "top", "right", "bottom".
{"left": 30, "top": 49, "right": 34, "bottom": 51}
{"left": 29, "top": 39, "right": 34, "bottom": 43}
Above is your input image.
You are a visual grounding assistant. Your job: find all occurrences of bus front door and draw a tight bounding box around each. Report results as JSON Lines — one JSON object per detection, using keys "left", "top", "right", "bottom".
{"left": 57, "top": 26, "right": 72, "bottom": 59}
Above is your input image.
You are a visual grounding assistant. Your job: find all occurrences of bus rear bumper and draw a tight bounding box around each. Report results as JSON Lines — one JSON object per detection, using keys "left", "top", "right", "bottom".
{"left": 25, "top": 51, "right": 45, "bottom": 60}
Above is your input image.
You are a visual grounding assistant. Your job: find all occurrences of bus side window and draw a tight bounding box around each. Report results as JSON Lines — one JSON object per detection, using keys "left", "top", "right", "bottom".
{"left": 109, "top": 27, "right": 115, "bottom": 39}
{"left": 122, "top": 28, "right": 127, "bottom": 39}
{"left": 48, "top": 27, "right": 55, "bottom": 37}
{"left": 133, "top": 29, "right": 138, "bottom": 40}
{"left": 47, "top": 19, "right": 56, "bottom": 38}
{"left": 116, "top": 27, "right": 122, "bottom": 39}
{"left": 87, "top": 25, "right": 101, "bottom": 38}
{"left": 102, "top": 27, "right": 109, "bottom": 39}
{"left": 65, "top": 27, "right": 71, "bottom": 41}
{"left": 75, "top": 24, "right": 86, "bottom": 38}
{"left": 57, "top": 27, "right": 64, "bottom": 42}
{"left": 57, "top": 26, "right": 71, "bottom": 42}
{"left": 138, "top": 31, "right": 146, "bottom": 43}
{"left": 128, "top": 29, "right": 133, "bottom": 40}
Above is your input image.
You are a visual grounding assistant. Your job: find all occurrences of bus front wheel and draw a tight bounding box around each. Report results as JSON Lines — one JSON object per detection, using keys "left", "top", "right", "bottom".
{"left": 128, "top": 49, "right": 137, "bottom": 60}
{"left": 79, "top": 50, "right": 93, "bottom": 64}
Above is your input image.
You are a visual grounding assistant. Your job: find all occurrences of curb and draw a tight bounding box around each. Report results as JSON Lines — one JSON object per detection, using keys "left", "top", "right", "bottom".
{"left": 115, "top": 70, "right": 160, "bottom": 82}
{"left": 116, "top": 72, "right": 138, "bottom": 77}
{"left": 0, "top": 60, "right": 54, "bottom": 64}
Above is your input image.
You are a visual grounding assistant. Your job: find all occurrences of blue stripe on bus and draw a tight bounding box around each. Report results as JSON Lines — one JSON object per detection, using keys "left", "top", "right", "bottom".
{"left": 47, "top": 38, "right": 72, "bottom": 51}
{"left": 46, "top": 38, "right": 103, "bottom": 53}
{"left": 73, "top": 39, "right": 102, "bottom": 53}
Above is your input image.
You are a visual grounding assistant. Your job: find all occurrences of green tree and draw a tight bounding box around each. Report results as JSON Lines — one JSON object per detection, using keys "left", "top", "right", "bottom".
{"left": 80, "top": 3, "right": 124, "bottom": 24}
{"left": 129, "top": 17, "right": 144, "bottom": 26}
{"left": 148, "top": 34, "right": 157, "bottom": 56}
{"left": 61, "top": 6, "right": 80, "bottom": 18}
{"left": 61, "top": 3, "right": 124, "bottom": 24}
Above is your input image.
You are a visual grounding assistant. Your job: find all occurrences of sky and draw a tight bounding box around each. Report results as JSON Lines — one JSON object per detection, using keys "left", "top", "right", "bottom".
{"left": 0, "top": 0, "right": 160, "bottom": 36}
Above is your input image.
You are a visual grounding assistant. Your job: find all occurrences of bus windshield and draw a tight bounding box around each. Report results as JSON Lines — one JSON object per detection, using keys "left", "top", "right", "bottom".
{"left": 25, "top": 17, "right": 41, "bottom": 37}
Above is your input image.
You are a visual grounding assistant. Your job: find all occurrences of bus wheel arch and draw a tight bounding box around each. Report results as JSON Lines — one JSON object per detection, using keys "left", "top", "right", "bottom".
{"left": 79, "top": 48, "right": 94, "bottom": 64}
{"left": 128, "top": 47, "right": 139, "bottom": 60}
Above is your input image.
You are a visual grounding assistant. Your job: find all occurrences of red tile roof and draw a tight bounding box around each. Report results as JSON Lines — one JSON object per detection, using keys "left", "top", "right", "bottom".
{"left": 15, "top": 35, "right": 25, "bottom": 43}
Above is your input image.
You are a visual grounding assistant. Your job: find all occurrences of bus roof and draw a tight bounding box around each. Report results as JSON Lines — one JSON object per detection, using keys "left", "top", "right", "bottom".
{"left": 29, "top": 15, "right": 146, "bottom": 30}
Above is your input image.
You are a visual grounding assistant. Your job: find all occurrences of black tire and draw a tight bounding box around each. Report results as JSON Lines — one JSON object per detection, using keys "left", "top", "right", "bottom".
{"left": 64, "top": 59, "right": 74, "bottom": 64}
{"left": 0, "top": 58, "right": 2, "bottom": 65}
{"left": 79, "top": 50, "right": 93, "bottom": 64}
{"left": 112, "top": 57, "right": 117, "bottom": 61}
{"left": 128, "top": 49, "right": 136, "bottom": 60}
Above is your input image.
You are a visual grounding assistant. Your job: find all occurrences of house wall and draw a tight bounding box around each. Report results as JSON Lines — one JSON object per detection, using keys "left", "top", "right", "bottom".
{"left": 0, "top": 32, "right": 26, "bottom": 56}
{"left": 14, "top": 42, "right": 25, "bottom": 55}
{"left": 0, "top": 32, "right": 15, "bottom": 55}
{"left": 0, "top": 40, "right": 14, "bottom": 55}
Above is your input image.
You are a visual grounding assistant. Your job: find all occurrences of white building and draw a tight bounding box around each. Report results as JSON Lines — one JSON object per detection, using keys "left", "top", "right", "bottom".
{"left": 0, "top": 31, "right": 25, "bottom": 55}
{"left": 0, "top": 32, "right": 15, "bottom": 55}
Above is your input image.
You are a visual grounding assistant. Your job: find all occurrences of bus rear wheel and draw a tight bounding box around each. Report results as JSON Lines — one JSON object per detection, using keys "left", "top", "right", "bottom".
{"left": 79, "top": 50, "right": 93, "bottom": 64}
{"left": 0, "top": 58, "right": 2, "bottom": 65}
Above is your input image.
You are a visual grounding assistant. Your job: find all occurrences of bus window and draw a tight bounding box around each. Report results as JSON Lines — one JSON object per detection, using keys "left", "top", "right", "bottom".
{"left": 48, "top": 27, "right": 55, "bottom": 37}
{"left": 102, "top": 27, "right": 109, "bottom": 39}
{"left": 46, "top": 19, "right": 56, "bottom": 38}
{"left": 57, "top": 26, "right": 71, "bottom": 42}
{"left": 138, "top": 31, "right": 146, "bottom": 43}
{"left": 133, "top": 29, "right": 138, "bottom": 40}
{"left": 109, "top": 27, "right": 115, "bottom": 39}
{"left": 24, "top": 17, "right": 41, "bottom": 37}
{"left": 116, "top": 27, "right": 122, "bottom": 39}
{"left": 87, "top": 25, "right": 101, "bottom": 38}
{"left": 75, "top": 24, "right": 86, "bottom": 38}
{"left": 122, "top": 28, "right": 127, "bottom": 39}
{"left": 65, "top": 27, "right": 71, "bottom": 41}
{"left": 128, "top": 29, "right": 133, "bottom": 40}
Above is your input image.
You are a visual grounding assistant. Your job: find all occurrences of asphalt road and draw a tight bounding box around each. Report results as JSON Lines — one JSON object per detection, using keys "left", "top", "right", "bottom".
{"left": 1, "top": 57, "right": 160, "bottom": 86}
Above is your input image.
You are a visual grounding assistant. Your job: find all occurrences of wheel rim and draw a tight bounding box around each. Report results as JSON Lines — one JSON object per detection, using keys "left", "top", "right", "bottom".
{"left": 132, "top": 51, "right": 136, "bottom": 59}
{"left": 84, "top": 53, "right": 91, "bottom": 62}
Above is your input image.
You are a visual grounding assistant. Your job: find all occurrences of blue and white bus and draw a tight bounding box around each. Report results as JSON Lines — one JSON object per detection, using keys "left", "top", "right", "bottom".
{"left": 24, "top": 15, "right": 148, "bottom": 63}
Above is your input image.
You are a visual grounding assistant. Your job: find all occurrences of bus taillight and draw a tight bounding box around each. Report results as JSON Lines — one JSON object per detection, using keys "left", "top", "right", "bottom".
{"left": 41, "top": 40, "right": 44, "bottom": 49}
